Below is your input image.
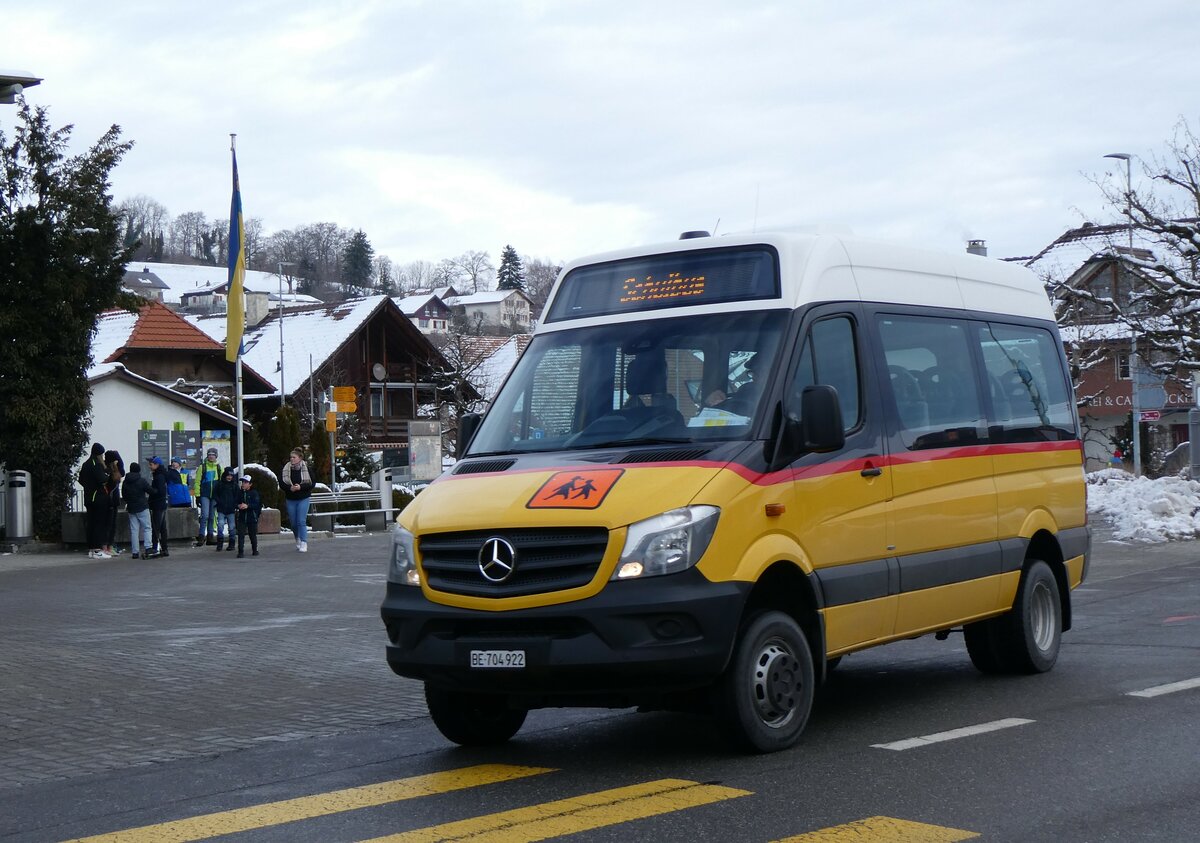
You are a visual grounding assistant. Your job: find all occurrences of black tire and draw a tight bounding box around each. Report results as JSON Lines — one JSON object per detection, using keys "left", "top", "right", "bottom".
{"left": 716, "top": 610, "right": 815, "bottom": 753}
{"left": 424, "top": 685, "right": 527, "bottom": 746}
{"left": 965, "top": 559, "right": 1062, "bottom": 675}
{"left": 964, "top": 616, "right": 1009, "bottom": 674}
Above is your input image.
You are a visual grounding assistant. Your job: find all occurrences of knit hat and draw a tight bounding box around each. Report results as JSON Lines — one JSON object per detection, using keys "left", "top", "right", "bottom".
{"left": 150, "top": 456, "right": 163, "bottom": 466}
{"left": 91, "top": 442, "right": 105, "bottom": 456}
{"left": 171, "top": 456, "right": 182, "bottom": 465}
{"left": 223, "top": 468, "right": 235, "bottom": 477}
{"left": 207, "top": 448, "right": 218, "bottom": 458}
{"left": 129, "top": 462, "right": 141, "bottom": 473}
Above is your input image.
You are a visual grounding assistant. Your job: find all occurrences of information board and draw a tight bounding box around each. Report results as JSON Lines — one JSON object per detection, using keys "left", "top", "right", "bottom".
{"left": 137, "top": 430, "right": 173, "bottom": 468}
{"left": 171, "top": 431, "right": 203, "bottom": 473}
{"left": 408, "top": 421, "right": 443, "bottom": 481}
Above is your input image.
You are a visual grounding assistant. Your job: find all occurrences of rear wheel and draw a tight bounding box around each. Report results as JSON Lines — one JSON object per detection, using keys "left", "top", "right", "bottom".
{"left": 425, "top": 685, "right": 527, "bottom": 746}
{"left": 965, "top": 559, "right": 1062, "bottom": 675}
{"left": 716, "top": 610, "right": 815, "bottom": 753}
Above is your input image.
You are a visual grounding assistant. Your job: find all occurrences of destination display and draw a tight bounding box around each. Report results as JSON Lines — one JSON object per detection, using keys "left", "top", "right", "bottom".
{"left": 546, "top": 246, "right": 779, "bottom": 322}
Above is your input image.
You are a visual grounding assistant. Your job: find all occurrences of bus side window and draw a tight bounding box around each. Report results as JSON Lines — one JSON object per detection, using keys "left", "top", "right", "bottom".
{"left": 787, "top": 316, "right": 861, "bottom": 430}
{"left": 978, "top": 323, "right": 1076, "bottom": 442}
{"left": 877, "top": 315, "right": 984, "bottom": 450}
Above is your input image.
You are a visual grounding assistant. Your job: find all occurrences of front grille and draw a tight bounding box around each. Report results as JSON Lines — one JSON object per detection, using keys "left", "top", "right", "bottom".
{"left": 418, "top": 527, "right": 609, "bottom": 598}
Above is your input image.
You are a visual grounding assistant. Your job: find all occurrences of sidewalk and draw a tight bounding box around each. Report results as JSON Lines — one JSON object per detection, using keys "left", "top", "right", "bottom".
{"left": 0, "top": 527, "right": 367, "bottom": 574}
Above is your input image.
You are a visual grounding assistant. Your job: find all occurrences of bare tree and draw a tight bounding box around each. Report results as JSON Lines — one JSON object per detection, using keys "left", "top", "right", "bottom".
{"left": 116, "top": 194, "right": 170, "bottom": 259}
{"left": 523, "top": 256, "right": 562, "bottom": 318}
{"left": 167, "top": 210, "right": 209, "bottom": 262}
{"left": 396, "top": 260, "right": 439, "bottom": 293}
{"left": 1053, "top": 118, "right": 1200, "bottom": 380}
{"left": 449, "top": 249, "right": 495, "bottom": 293}
{"left": 426, "top": 332, "right": 495, "bottom": 453}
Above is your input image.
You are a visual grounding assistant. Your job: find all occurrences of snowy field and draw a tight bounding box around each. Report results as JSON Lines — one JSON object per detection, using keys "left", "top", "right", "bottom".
{"left": 1087, "top": 470, "right": 1200, "bottom": 543}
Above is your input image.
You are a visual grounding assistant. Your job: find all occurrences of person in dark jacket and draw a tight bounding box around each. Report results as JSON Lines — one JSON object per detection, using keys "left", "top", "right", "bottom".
{"left": 146, "top": 456, "right": 170, "bottom": 558}
{"left": 235, "top": 474, "right": 263, "bottom": 559}
{"left": 103, "top": 450, "right": 125, "bottom": 556}
{"left": 213, "top": 468, "right": 239, "bottom": 551}
{"left": 79, "top": 442, "right": 111, "bottom": 559}
{"left": 121, "top": 462, "right": 152, "bottom": 558}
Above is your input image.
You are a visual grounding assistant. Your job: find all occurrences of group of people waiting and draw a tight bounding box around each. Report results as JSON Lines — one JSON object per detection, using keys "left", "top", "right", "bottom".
{"left": 78, "top": 443, "right": 314, "bottom": 559}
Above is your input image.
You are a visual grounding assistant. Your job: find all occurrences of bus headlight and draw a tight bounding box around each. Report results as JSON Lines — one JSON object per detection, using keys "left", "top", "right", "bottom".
{"left": 613, "top": 505, "right": 719, "bottom": 580}
{"left": 389, "top": 525, "right": 420, "bottom": 586}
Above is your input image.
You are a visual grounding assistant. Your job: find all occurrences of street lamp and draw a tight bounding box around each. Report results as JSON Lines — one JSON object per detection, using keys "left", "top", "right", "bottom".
{"left": 1105, "top": 152, "right": 1140, "bottom": 475}
{"left": 277, "top": 261, "right": 296, "bottom": 408}
{"left": 0, "top": 70, "right": 41, "bottom": 105}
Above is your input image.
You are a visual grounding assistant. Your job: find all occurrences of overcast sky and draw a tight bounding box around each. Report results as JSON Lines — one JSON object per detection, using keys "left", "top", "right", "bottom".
{"left": 3, "top": 1, "right": 1197, "bottom": 268}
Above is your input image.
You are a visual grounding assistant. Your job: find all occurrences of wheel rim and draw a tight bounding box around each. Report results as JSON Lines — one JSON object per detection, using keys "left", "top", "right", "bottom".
{"left": 751, "top": 635, "right": 801, "bottom": 729}
{"left": 1029, "top": 580, "right": 1057, "bottom": 652}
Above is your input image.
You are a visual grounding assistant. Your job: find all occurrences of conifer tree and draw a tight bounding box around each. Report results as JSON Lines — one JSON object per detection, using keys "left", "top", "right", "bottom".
{"left": 496, "top": 244, "right": 526, "bottom": 291}
{"left": 0, "top": 100, "right": 135, "bottom": 539}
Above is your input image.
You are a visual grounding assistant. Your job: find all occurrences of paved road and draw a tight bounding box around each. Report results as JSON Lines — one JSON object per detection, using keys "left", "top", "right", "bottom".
{"left": 0, "top": 529, "right": 423, "bottom": 789}
{"left": 0, "top": 525, "right": 1197, "bottom": 841}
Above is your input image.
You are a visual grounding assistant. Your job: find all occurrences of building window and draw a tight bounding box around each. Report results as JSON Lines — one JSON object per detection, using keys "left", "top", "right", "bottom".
{"left": 1117, "top": 352, "right": 1130, "bottom": 381}
{"left": 419, "top": 318, "right": 429, "bottom": 328}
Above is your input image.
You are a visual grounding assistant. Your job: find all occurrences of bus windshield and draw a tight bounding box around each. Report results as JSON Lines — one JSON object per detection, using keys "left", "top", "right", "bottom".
{"left": 467, "top": 310, "right": 788, "bottom": 455}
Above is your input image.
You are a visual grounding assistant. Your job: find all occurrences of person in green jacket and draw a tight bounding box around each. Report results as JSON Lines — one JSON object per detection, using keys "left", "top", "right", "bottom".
{"left": 191, "top": 448, "right": 223, "bottom": 545}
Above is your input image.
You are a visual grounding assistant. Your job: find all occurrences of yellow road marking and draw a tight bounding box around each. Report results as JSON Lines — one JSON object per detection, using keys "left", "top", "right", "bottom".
{"left": 64, "top": 764, "right": 555, "bottom": 843}
{"left": 775, "top": 815, "right": 980, "bottom": 842}
{"left": 361, "top": 778, "right": 751, "bottom": 842}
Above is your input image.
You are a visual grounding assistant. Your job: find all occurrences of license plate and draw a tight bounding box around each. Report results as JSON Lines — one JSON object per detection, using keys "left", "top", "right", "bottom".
{"left": 470, "top": 649, "right": 526, "bottom": 669}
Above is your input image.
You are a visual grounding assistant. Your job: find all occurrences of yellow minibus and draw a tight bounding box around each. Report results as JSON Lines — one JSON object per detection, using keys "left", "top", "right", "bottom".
{"left": 381, "top": 231, "right": 1089, "bottom": 752}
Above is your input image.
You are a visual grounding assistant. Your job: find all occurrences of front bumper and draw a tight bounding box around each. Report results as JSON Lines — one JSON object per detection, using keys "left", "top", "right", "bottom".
{"left": 381, "top": 568, "right": 749, "bottom": 704}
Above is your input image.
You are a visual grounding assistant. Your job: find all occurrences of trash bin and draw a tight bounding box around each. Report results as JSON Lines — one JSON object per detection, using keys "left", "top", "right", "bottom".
{"left": 366, "top": 467, "right": 393, "bottom": 531}
{"left": 6, "top": 470, "right": 33, "bottom": 543}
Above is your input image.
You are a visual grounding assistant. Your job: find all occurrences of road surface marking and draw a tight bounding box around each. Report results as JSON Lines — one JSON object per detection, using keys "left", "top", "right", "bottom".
{"left": 872, "top": 717, "right": 1035, "bottom": 751}
{"left": 64, "top": 764, "right": 555, "bottom": 843}
{"left": 1127, "top": 676, "right": 1200, "bottom": 698}
{"left": 359, "top": 778, "right": 750, "bottom": 842}
{"left": 775, "top": 815, "right": 979, "bottom": 842}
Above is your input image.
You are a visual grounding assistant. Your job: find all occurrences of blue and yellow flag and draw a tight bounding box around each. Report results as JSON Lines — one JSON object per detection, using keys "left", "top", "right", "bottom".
{"left": 225, "top": 149, "right": 246, "bottom": 362}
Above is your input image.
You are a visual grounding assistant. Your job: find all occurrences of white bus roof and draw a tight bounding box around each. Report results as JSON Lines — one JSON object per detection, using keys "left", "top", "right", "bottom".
{"left": 541, "top": 231, "right": 1052, "bottom": 333}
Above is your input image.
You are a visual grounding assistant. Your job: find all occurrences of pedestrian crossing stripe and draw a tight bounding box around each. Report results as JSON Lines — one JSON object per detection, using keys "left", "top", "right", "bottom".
{"left": 63, "top": 764, "right": 555, "bottom": 843}
{"left": 773, "top": 815, "right": 980, "bottom": 842}
{"left": 357, "top": 778, "right": 751, "bottom": 842}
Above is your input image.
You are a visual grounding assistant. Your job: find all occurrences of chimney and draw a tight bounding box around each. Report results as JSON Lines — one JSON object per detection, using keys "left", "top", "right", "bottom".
{"left": 966, "top": 239, "right": 988, "bottom": 257}
{"left": 245, "top": 290, "right": 270, "bottom": 327}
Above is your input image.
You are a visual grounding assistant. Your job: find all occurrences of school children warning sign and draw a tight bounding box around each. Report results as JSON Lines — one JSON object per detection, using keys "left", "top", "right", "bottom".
{"left": 527, "top": 469, "right": 625, "bottom": 509}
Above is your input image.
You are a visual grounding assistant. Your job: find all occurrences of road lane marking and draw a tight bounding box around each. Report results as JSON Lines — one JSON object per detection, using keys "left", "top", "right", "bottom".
{"left": 1127, "top": 676, "right": 1200, "bottom": 698}
{"left": 774, "top": 815, "right": 979, "bottom": 842}
{"left": 359, "top": 778, "right": 751, "bottom": 842}
{"left": 64, "top": 764, "right": 555, "bottom": 843}
{"left": 871, "top": 718, "right": 1035, "bottom": 751}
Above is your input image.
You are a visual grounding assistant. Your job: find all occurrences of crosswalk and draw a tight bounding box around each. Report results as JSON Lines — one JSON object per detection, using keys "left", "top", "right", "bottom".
{"left": 62, "top": 763, "right": 979, "bottom": 843}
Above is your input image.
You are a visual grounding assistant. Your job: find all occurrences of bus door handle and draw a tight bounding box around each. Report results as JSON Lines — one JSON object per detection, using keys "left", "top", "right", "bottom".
{"left": 860, "top": 460, "right": 883, "bottom": 478}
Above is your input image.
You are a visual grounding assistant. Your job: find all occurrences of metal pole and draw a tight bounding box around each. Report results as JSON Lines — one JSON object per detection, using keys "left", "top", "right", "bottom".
{"left": 278, "top": 262, "right": 285, "bottom": 409}
{"left": 1106, "top": 152, "right": 1140, "bottom": 476}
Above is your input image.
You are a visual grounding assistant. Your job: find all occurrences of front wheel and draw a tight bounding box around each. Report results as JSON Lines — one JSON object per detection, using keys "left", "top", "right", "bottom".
{"left": 715, "top": 610, "right": 815, "bottom": 753}
{"left": 425, "top": 685, "right": 527, "bottom": 746}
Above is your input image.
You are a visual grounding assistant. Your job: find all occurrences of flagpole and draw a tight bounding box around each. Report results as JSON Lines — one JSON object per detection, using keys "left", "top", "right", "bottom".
{"left": 231, "top": 133, "right": 246, "bottom": 476}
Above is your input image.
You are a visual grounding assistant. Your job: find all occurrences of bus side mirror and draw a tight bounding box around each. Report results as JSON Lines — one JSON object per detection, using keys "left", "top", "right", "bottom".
{"left": 801, "top": 385, "right": 845, "bottom": 453}
{"left": 457, "top": 413, "right": 482, "bottom": 458}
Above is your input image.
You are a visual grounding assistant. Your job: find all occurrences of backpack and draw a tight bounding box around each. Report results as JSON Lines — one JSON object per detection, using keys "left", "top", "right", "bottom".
{"left": 167, "top": 482, "right": 191, "bottom": 506}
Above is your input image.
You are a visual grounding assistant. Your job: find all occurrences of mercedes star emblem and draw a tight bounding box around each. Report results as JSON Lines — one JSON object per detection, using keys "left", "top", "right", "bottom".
{"left": 478, "top": 537, "right": 517, "bottom": 583}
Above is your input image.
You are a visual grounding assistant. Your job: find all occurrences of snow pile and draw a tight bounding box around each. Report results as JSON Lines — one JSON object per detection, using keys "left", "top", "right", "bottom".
{"left": 1087, "top": 470, "right": 1200, "bottom": 542}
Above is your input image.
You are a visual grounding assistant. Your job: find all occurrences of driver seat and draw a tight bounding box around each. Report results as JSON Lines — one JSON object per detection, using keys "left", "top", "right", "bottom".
{"left": 624, "top": 351, "right": 685, "bottom": 433}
